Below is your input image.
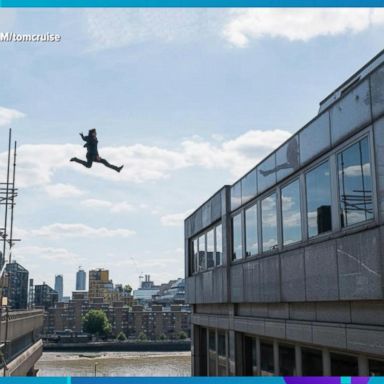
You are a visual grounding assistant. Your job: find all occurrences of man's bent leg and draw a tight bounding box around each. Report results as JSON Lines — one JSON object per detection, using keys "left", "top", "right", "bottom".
{"left": 71, "top": 157, "right": 93, "bottom": 168}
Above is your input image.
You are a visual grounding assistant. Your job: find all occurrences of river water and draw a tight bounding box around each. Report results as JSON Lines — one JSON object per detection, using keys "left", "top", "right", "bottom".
{"left": 36, "top": 351, "right": 191, "bottom": 376}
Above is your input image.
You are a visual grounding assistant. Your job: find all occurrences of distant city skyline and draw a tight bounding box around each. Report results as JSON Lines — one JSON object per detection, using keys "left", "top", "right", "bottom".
{"left": 1, "top": 9, "right": 384, "bottom": 295}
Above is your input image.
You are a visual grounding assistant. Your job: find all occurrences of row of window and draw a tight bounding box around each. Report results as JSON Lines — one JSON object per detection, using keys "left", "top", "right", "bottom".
{"left": 206, "top": 328, "right": 228, "bottom": 376}
{"left": 242, "top": 336, "right": 384, "bottom": 376}
{"left": 190, "top": 224, "right": 222, "bottom": 273}
{"left": 232, "top": 136, "right": 373, "bottom": 260}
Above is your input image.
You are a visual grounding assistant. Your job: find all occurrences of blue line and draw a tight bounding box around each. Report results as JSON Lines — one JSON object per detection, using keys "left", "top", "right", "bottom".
{"left": 1, "top": 0, "right": 384, "bottom": 6}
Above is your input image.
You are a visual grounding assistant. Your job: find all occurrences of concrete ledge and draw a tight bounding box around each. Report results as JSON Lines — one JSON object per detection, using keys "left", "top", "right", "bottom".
{"left": 5, "top": 339, "right": 43, "bottom": 376}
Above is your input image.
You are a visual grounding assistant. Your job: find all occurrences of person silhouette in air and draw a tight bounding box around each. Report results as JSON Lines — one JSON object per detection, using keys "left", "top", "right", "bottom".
{"left": 70, "top": 129, "right": 124, "bottom": 173}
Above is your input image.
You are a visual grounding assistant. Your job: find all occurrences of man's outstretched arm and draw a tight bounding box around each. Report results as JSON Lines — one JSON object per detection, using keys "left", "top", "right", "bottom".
{"left": 80, "top": 133, "right": 87, "bottom": 141}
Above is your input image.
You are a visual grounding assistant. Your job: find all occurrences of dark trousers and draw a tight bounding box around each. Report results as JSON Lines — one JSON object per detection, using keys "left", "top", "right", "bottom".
{"left": 72, "top": 154, "right": 120, "bottom": 172}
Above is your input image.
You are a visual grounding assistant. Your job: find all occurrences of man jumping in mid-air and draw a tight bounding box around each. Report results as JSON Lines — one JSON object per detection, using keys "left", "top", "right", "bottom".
{"left": 70, "top": 129, "right": 124, "bottom": 173}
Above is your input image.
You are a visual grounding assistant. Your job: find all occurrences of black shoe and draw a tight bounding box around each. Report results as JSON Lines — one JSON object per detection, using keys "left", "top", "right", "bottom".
{"left": 70, "top": 157, "right": 76, "bottom": 162}
{"left": 117, "top": 165, "right": 124, "bottom": 173}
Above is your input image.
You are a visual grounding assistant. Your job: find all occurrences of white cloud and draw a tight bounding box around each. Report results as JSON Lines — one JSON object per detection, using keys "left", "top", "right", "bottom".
{"left": 82, "top": 198, "right": 135, "bottom": 213}
{"left": 16, "top": 245, "right": 82, "bottom": 265}
{"left": 84, "top": 9, "right": 225, "bottom": 51}
{"left": 0, "top": 129, "right": 290, "bottom": 188}
{"left": 23, "top": 223, "right": 136, "bottom": 239}
{"left": 340, "top": 163, "right": 371, "bottom": 177}
{"left": 0, "top": 106, "right": 25, "bottom": 127}
{"left": 223, "top": 9, "right": 384, "bottom": 47}
{"left": 82, "top": 9, "right": 384, "bottom": 51}
{"left": 45, "top": 183, "right": 85, "bottom": 199}
{"left": 160, "top": 209, "right": 194, "bottom": 227}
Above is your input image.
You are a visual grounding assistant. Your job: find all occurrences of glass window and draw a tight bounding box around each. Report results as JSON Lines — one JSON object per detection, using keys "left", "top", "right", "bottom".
{"left": 331, "top": 80, "right": 371, "bottom": 144}
{"left": 231, "top": 182, "right": 242, "bottom": 211}
{"left": 282, "top": 179, "right": 302, "bottom": 246}
{"left": 232, "top": 214, "right": 243, "bottom": 260}
{"left": 369, "top": 359, "right": 384, "bottom": 376}
{"left": 242, "top": 170, "right": 257, "bottom": 204}
{"left": 208, "top": 330, "right": 217, "bottom": 376}
{"left": 261, "top": 193, "right": 278, "bottom": 252}
{"left": 245, "top": 204, "right": 258, "bottom": 257}
{"left": 276, "top": 136, "right": 300, "bottom": 182}
{"left": 207, "top": 230, "right": 214, "bottom": 269}
{"left": 279, "top": 344, "right": 296, "bottom": 375}
{"left": 198, "top": 234, "right": 206, "bottom": 271}
{"left": 192, "top": 238, "right": 198, "bottom": 274}
{"left": 338, "top": 137, "right": 373, "bottom": 227}
{"left": 302, "top": 348, "right": 323, "bottom": 376}
{"left": 260, "top": 340, "right": 274, "bottom": 376}
{"left": 209, "top": 330, "right": 216, "bottom": 351}
{"left": 300, "top": 112, "right": 331, "bottom": 164}
{"left": 258, "top": 154, "right": 277, "bottom": 194}
{"left": 330, "top": 353, "right": 358, "bottom": 376}
{"left": 218, "top": 332, "right": 226, "bottom": 357}
{"left": 244, "top": 336, "right": 257, "bottom": 375}
{"left": 306, "top": 161, "right": 332, "bottom": 237}
{"left": 215, "top": 224, "right": 223, "bottom": 266}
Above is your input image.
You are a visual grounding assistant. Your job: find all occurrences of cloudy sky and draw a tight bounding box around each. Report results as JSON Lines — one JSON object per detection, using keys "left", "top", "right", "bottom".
{"left": 0, "top": 8, "right": 384, "bottom": 295}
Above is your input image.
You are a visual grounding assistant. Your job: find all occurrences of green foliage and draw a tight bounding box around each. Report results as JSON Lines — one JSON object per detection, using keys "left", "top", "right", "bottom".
{"left": 116, "top": 331, "right": 127, "bottom": 341}
{"left": 158, "top": 333, "right": 167, "bottom": 340}
{"left": 138, "top": 331, "right": 147, "bottom": 341}
{"left": 123, "top": 284, "right": 132, "bottom": 294}
{"left": 83, "top": 309, "right": 112, "bottom": 337}
{"left": 177, "top": 331, "right": 188, "bottom": 340}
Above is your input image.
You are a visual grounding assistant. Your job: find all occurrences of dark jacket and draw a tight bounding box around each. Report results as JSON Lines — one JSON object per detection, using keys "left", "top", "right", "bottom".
{"left": 81, "top": 134, "right": 98, "bottom": 157}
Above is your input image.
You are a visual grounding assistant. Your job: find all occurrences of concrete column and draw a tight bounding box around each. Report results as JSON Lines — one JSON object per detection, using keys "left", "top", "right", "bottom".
{"left": 358, "top": 355, "right": 369, "bottom": 376}
{"left": 273, "top": 339, "right": 279, "bottom": 375}
{"left": 323, "top": 348, "right": 331, "bottom": 376}
{"left": 228, "top": 330, "right": 236, "bottom": 376}
{"left": 256, "top": 337, "right": 261, "bottom": 376}
{"left": 295, "top": 345, "right": 302, "bottom": 376}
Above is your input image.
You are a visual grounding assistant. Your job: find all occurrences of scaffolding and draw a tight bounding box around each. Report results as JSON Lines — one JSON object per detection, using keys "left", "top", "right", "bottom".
{"left": 0, "top": 128, "right": 20, "bottom": 375}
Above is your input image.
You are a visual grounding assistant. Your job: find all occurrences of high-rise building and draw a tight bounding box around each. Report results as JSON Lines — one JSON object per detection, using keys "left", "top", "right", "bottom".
{"left": 3, "top": 261, "right": 29, "bottom": 309}
{"left": 88, "top": 268, "right": 114, "bottom": 304}
{"left": 185, "top": 50, "right": 384, "bottom": 376}
{"left": 76, "top": 267, "right": 86, "bottom": 290}
{"left": 54, "top": 274, "right": 63, "bottom": 302}
{"left": 35, "top": 283, "right": 58, "bottom": 310}
{"left": 28, "top": 278, "right": 34, "bottom": 308}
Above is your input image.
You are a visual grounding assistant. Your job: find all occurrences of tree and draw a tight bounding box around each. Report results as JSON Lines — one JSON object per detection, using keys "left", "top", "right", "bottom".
{"left": 83, "top": 309, "right": 112, "bottom": 337}
{"left": 123, "top": 284, "right": 132, "bottom": 295}
{"left": 177, "top": 331, "right": 188, "bottom": 340}
{"left": 138, "top": 331, "right": 147, "bottom": 341}
{"left": 158, "top": 333, "right": 167, "bottom": 341}
{"left": 116, "top": 331, "right": 127, "bottom": 341}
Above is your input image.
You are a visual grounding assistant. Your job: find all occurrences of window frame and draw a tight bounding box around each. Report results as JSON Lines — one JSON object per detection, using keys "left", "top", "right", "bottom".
{"left": 281, "top": 177, "right": 303, "bottom": 247}
{"left": 304, "top": 159, "right": 333, "bottom": 240}
{"left": 336, "top": 133, "right": 376, "bottom": 231}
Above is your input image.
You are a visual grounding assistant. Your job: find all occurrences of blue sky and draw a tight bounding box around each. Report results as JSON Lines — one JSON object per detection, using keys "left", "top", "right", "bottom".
{"left": 0, "top": 8, "right": 384, "bottom": 295}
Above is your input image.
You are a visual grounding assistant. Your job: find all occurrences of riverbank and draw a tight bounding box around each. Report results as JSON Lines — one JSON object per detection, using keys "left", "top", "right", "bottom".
{"left": 37, "top": 351, "right": 191, "bottom": 376}
{"left": 43, "top": 340, "right": 191, "bottom": 352}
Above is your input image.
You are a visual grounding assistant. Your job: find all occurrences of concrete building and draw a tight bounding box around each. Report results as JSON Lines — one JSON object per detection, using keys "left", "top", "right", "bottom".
{"left": 185, "top": 50, "right": 384, "bottom": 376}
{"left": 54, "top": 274, "right": 63, "bottom": 302}
{"left": 34, "top": 283, "right": 58, "bottom": 311}
{"left": 76, "top": 267, "right": 86, "bottom": 291}
{"left": 133, "top": 274, "right": 160, "bottom": 305}
{"left": 152, "top": 278, "right": 186, "bottom": 306}
{"left": 88, "top": 268, "right": 115, "bottom": 304}
{"left": 44, "top": 299, "right": 190, "bottom": 340}
{"left": 28, "top": 278, "right": 34, "bottom": 309}
{"left": 4, "top": 261, "right": 29, "bottom": 310}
